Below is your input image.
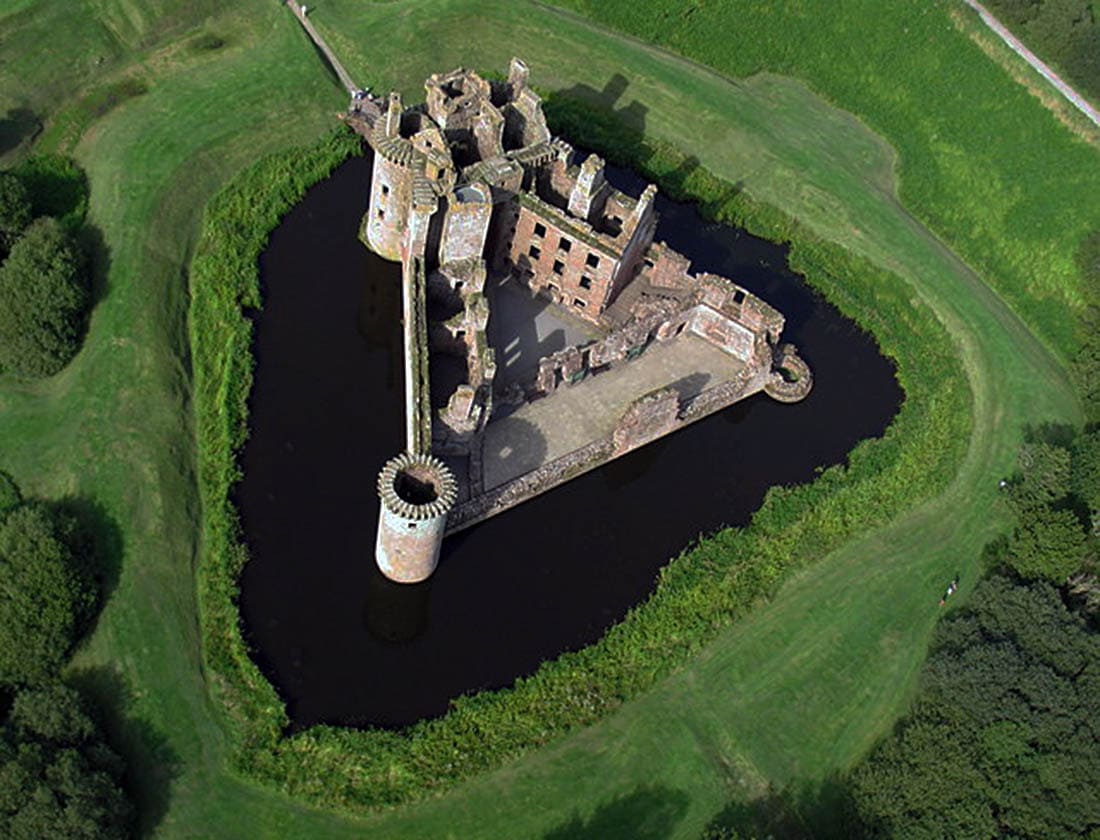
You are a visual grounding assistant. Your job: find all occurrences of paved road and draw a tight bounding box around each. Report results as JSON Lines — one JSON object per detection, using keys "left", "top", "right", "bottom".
{"left": 962, "top": 0, "right": 1100, "bottom": 128}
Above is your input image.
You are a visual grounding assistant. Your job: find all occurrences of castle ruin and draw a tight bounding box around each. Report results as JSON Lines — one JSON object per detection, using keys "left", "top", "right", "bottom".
{"left": 342, "top": 59, "right": 811, "bottom": 583}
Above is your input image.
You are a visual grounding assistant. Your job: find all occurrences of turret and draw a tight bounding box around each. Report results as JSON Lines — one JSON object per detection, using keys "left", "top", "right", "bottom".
{"left": 375, "top": 453, "right": 457, "bottom": 583}
{"left": 508, "top": 57, "right": 530, "bottom": 95}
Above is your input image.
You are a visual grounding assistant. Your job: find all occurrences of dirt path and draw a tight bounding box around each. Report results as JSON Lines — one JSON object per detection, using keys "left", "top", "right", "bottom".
{"left": 284, "top": 0, "right": 359, "bottom": 94}
{"left": 961, "top": 0, "right": 1100, "bottom": 128}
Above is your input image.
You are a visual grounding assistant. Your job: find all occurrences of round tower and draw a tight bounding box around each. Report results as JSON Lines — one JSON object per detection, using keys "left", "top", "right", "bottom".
{"left": 375, "top": 452, "right": 457, "bottom": 583}
{"left": 365, "top": 138, "right": 417, "bottom": 262}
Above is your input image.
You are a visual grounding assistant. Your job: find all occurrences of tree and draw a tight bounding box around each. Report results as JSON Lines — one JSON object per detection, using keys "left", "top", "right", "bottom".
{"left": 0, "top": 217, "right": 88, "bottom": 378}
{"left": 0, "top": 505, "right": 97, "bottom": 686}
{"left": 0, "top": 685, "right": 132, "bottom": 840}
{"left": 850, "top": 575, "right": 1100, "bottom": 839}
{"left": 1009, "top": 441, "right": 1071, "bottom": 511}
{"left": 988, "top": 0, "right": 1043, "bottom": 27}
{"left": 1074, "top": 232, "right": 1100, "bottom": 421}
{"left": 0, "top": 172, "right": 32, "bottom": 255}
{"left": 1005, "top": 507, "right": 1089, "bottom": 582}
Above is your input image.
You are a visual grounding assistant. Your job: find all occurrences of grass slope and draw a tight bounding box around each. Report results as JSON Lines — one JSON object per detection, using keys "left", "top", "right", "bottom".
{"left": 0, "top": 0, "right": 1085, "bottom": 836}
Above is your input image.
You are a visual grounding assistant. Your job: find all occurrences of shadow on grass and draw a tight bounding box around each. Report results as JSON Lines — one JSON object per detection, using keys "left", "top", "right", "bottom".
{"left": 0, "top": 107, "right": 41, "bottom": 157}
{"left": 543, "top": 75, "right": 746, "bottom": 218}
{"left": 78, "top": 221, "right": 113, "bottom": 312}
{"left": 1023, "top": 421, "right": 1077, "bottom": 449}
{"left": 49, "top": 495, "right": 124, "bottom": 608}
{"left": 542, "top": 785, "right": 690, "bottom": 840}
{"left": 701, "top": 776, "right": 862, "bottom": 840}
{"left": 68, "top": 665, "right": 181, "bottom": 839}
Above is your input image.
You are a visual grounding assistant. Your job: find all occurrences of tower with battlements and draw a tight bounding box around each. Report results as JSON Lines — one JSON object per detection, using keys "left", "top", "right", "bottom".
{"left": 375, "top": 452, "right": 457, "bottom": 582}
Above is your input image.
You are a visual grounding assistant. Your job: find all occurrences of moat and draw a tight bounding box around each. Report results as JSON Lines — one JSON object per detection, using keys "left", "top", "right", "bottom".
{"left": 236, "top": 154, "right": 902, "bottom": 729}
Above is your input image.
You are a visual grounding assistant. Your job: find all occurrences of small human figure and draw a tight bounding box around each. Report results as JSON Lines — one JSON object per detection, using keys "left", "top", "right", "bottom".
{"left": 940, "top": 576, "right": 960, "bottom": 605}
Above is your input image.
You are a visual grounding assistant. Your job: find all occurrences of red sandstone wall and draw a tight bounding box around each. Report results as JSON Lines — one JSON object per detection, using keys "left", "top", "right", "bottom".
{"left": 509, "top": 205, "right": 617, "bottom": 318}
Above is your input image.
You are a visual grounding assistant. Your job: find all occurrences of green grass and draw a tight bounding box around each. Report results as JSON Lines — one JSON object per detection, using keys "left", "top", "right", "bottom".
{"left": 0, "top": 0, "right": 1087, "bottom": 836}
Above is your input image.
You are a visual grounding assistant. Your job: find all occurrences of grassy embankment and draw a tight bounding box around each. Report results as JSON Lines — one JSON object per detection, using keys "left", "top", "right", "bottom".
{"left": 0, "top": 0, "right": 1092, "bottom": 836}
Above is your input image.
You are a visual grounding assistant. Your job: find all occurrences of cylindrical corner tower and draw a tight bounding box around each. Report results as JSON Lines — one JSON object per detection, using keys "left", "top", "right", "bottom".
{"left": 375, "top": 452, "right": 457, "bottom": 583}
{"left": 365, "top": 138, "right": 417, "bottom": 262}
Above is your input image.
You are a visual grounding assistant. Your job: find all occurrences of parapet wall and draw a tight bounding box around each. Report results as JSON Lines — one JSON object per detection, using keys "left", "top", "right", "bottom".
{"left": 404, "top": 257, "right": 433, "bottom": 453}
{"left": 446, "top": 362, "right": 781, "bottom": 533}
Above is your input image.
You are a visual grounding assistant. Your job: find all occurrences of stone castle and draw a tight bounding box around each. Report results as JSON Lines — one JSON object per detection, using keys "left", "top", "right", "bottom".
{"left": 341, "top": 59, "right": 811, "bottom": 583}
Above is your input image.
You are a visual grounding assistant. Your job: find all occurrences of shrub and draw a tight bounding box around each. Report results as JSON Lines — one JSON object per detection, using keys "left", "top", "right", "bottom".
{"left": 0, "top": 217, "right": 88, "bottom": 378}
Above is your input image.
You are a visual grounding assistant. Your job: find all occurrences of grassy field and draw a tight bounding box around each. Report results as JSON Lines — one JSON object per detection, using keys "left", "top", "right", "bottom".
{"left": 0, "top": 0, "right": 1088, "bottom": 836}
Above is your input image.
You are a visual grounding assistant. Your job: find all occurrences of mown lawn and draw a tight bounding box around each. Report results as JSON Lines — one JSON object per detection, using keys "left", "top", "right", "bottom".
{"left": 0, "top": 0, "right": 1088, "bottom": 837}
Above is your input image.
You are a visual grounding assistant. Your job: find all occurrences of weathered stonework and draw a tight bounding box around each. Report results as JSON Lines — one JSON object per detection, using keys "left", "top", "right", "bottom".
{"left": 376, "top": 453, "right": 457, "bottom": 583}
{"left": 340, "top": 58, "right": 812, "bottom": 581}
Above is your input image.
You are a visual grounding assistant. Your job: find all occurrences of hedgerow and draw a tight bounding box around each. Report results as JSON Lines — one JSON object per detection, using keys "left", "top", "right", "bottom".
{"left": 190, "top": 113, "right": 971, "bottom": 812}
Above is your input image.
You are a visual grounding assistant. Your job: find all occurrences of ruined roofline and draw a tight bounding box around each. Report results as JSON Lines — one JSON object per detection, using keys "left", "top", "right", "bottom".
{"left": 694, "top": 272, "right": 785, "bottom": 329}
{"left": 516, "top": 191, "right": 621, "bottom": 257}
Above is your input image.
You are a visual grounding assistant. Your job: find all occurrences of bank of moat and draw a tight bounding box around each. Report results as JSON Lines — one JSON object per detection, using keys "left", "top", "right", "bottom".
{"left": 341, "top": 59, "right": 811, "bottom": 582}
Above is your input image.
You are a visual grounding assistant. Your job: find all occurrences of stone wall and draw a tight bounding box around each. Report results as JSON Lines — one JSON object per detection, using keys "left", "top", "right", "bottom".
{"left": 447, "top": 364, "right": 775, "bottom": 534}
{"left": 686, "top": 305, "right": 757, "bottom": 361}
{"left": 440, "top": 184, "right": 492, "bottom": 264}
{"left": 509, "top": 194, "right": 618, "bottom": 319}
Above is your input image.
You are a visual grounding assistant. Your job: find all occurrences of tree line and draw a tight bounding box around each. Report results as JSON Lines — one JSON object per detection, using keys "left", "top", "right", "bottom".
{"left": 0, "top": 155, "right": 92, "bottom": 379}
{"left": 0, "top": 472, "right": 134, "bottom": 838}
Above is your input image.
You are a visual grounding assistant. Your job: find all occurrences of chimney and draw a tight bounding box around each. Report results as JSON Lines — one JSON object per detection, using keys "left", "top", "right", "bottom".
{"left": 385, "top": 91, "right": 403, "bottom": 137}
{"left": 568, "top": 153, "right": 606, "bottom": 222}
{"left": 508, "top": 57, "right": 530, "bottom": 95}
{"left": 626, "top": 183, "right": 657, "bottom": 233}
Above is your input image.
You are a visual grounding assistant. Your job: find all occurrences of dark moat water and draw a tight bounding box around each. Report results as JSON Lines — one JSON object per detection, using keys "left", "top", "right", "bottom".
{"left": 236, "top": 154, "right": 902, "bottom": 730}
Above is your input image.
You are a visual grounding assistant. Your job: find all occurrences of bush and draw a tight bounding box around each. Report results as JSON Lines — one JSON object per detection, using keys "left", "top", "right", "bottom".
{"left": 0, "top": 505, "right": 98, "bottom": 686}
{"left": 0, "top": 217, "right": 88, "bottom": 378}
